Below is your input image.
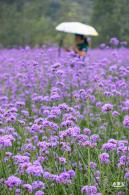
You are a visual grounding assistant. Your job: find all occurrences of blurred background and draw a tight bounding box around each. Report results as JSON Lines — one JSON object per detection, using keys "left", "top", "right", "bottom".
{"left": 0, "top": 0, "right": 129, "bottom": 48}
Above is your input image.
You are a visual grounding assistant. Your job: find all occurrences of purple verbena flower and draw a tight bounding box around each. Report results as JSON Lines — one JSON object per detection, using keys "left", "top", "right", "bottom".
{"left": 123, "top": 115, "right": 129, "bottom": 127}
{"left": 32, "top": 180, "right": 45, "bottom": 190}
{"left": 81, "top": 185, "right": 97, "bottom": 194}
{"left": 5, "top": 176, "right": 22, "bottom": 188}
{"left": 102, "top": 103, "right": 113, "bottom": 112}
{"left": 99, "top": 153, "right": 110, "bottom": 164}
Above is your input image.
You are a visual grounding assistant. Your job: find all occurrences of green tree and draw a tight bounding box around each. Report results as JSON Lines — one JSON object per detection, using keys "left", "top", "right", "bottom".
{"left": 91, "top": 0, "right": 129, "bottom": 45}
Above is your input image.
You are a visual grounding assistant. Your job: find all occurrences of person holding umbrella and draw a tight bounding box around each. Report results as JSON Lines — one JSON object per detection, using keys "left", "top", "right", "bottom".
{"left": 72, "top": 34, "right": 89, "bottom": 57}
{"left": 56, "top": 22, "right": 98, "bottom": 58}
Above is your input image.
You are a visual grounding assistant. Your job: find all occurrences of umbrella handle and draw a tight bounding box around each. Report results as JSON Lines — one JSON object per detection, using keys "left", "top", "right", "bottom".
{"left": 58, "top": 33, "right": 66, "bottom": 57}
{"left": 58, "top": 38, "right": 64, "bottom": 57}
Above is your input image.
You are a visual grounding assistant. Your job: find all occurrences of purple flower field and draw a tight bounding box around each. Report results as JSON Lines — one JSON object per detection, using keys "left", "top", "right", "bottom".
{"left": 0, "top": 45, "right": 129, "bottom": 195}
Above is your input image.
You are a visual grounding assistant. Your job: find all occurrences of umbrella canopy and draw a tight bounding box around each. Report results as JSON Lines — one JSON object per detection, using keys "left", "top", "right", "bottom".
{"left": 56, "top": 22, "right": 98, "bottom": 36}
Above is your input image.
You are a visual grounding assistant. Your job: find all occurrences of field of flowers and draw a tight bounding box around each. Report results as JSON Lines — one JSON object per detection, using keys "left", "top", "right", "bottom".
{"left": 0, "top": 43, "right": 129, "bottom": 195}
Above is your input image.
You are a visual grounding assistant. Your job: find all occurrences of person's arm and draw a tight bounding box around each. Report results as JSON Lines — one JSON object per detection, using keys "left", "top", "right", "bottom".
{"left": 67, "top": 45, "right": 87, "bottom": 57}
{"left": 73, "top": 46, "right": 86, "bottom": 57}
{"left": 79, "top": 50, "right": 86, "bottom": 57}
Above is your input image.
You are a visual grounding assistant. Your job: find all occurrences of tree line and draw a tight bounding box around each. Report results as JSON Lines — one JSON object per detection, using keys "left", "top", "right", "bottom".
{"left": 0, "top": 0, "right": 128, "bottom": 47}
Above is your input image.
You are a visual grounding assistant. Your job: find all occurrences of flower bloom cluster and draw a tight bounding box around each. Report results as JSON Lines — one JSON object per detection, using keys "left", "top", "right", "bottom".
{"left": 81, "top": 185, "right": 101, "bottom": 195}
{"left": 5, "top": 176, "right": 22, "bottom": 188}
{"left": 101, "top": 103, "right": 113, "bottom": 112}
{"left": 99, "top": 153, "right": 110, "bottom": 164}
{"left": 0, "top": 135, "right": 15, "bottom": 149}
{"left": 123, "top": 115, "right": 129, "bottom": 127}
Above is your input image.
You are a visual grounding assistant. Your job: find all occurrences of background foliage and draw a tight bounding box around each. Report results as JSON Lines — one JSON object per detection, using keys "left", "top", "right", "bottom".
{"left": 0, "top": 0, "right": 129, "bottom": 47}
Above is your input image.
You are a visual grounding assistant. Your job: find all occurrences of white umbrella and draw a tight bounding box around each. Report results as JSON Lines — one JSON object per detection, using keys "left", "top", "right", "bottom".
{"left": 56, "top": 22, "right": 98, "bottom": 36}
